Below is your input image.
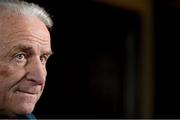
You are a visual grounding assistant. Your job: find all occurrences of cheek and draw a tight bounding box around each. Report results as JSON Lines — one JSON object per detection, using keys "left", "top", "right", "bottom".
{"left": 0, "top": 64, "right": 14, "bottom": 78}
{"left": 0, "top": 64, "right": 14, "bottom": 108}
{"left": 0, "top": 64, "right": 25, "bottom": 83}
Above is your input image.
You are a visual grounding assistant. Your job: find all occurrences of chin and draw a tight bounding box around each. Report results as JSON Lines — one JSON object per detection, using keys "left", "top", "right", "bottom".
{"left": 10, "top": 92, "right": 40, "bottom": 115}
{"left": 17, "top": 103, "right": 35, "bottom": 114}
{"left": 3, "top": 103, "right": 35, "bottom": 118}
{"left": 8, "top": 102, "right": 36, "bottom": 116}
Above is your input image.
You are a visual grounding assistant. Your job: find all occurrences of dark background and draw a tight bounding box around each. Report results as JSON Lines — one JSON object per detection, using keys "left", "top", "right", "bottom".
{"left": 24, "top": 0, "right": 180, "bottom": 119}
{"left": 30, "top": 0, "right": 140, "bottom": 118}
{"left": 154, "top": 0, "right": 180, "bottom": 118}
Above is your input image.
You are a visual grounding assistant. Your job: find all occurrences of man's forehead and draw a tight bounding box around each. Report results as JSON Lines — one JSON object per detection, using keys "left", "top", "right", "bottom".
{"left": 0, "top": 14, "right": 51, "bottom": 45}
{"left": 3, "top": 30, "right": 51, "bottom": 44}
{"left": 0, "top": 13, "right": 50, "bottom": 39}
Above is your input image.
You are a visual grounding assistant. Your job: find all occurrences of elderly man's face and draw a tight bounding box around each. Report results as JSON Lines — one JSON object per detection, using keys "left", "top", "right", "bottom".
{"left": 0, "top": 14, "right": 51, "bottom": 117}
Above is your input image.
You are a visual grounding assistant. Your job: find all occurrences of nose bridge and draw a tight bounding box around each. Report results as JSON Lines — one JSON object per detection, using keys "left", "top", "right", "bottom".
{"left": 26, "top": 56, "right": 46, "bottom": 84}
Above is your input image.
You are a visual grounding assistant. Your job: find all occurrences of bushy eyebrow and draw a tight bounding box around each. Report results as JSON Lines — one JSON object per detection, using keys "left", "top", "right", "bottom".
{"left": 6, "top": 44, "right": 53, "bottom": 57}
{"left": 16, "top": 45, "right": 33, "bottom": 53}
{"left": 5, "top": 45, "right": 33, "bottom": 57}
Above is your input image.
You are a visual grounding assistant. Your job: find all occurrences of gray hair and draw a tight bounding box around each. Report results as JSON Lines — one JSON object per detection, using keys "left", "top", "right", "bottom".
{"left": 0, "top": 0, "right": 53, "bottom": 29}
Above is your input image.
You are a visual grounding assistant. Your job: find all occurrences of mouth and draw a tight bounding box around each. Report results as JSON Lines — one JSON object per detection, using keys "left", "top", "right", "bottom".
{"left": 16, "top": 90, "right": 39, "bottom": 95}
{"left": 14, "top": 90, "right": 38, "bottom": 102}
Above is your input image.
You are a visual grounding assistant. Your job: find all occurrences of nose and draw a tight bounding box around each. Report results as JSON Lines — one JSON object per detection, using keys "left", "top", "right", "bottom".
{"left": 26, "top": 57, "right": 47, "bottom": 85}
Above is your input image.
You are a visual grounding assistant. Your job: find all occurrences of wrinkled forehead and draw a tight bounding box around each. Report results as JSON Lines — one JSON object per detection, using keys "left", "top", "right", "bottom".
{"left": 0, "top": 12, "right": 50, "bottom": 43}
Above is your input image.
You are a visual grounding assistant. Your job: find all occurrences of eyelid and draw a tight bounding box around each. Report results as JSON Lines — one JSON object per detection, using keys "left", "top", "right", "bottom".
{"left": 13, "top": 51, "right": 27, "bottom": 58}
{"left": 42, "top": 53, "right": 52, "bottom": 59}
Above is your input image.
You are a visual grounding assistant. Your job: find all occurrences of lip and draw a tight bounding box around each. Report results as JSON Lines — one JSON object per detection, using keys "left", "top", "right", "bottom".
{"left": 16, "top": 90, "right": 38, "bottom": 95}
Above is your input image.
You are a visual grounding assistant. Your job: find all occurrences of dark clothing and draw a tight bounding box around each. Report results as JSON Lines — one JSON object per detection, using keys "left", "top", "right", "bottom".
{"left": 17, "top": 113, "right": 36, "bottom": 119}
{"left": 0, "top": 113, "right": 36, "bottom": 119}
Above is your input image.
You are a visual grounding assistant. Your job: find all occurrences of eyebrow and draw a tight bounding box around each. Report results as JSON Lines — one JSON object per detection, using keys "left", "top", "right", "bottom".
{"left": 6, "top": 44, "right": 53, "bottom": 57}
{"left": 15, "top": 45, "right": 33, "bottom": 53}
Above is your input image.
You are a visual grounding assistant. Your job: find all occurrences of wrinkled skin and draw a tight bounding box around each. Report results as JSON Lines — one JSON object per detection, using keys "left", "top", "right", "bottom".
{"left": 0, "top": 13, "right": 52, "bottom": 118}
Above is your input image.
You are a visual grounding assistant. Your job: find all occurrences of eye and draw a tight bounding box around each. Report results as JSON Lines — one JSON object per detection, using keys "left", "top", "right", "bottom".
{"left": 40, "top": 55, "right": 48, "bottom": 65}
{"left": 15, "top": 52, "right": 26, "bottom": 61}
{"left": 14, "top": 52, "right": 26, "bottom": 63}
